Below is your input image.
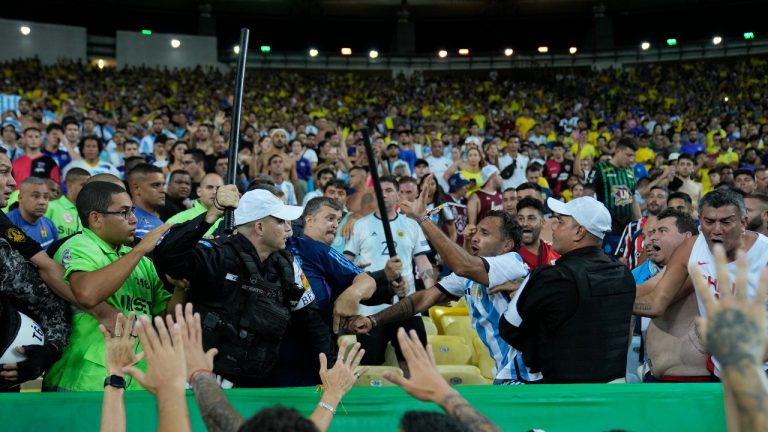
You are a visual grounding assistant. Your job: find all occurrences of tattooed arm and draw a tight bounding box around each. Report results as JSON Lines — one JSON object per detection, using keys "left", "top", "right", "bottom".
{"left": 439, "top": 392, "right": 503, "bottom": 432}
{"left": 191, "top": 373, "right": 244, "bottom": 432}
{"left": 633, "top": 236, "right": 696, "bottom": 318}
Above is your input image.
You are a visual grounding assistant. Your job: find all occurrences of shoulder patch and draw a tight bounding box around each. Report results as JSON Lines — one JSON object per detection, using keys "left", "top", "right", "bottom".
{"left": 62, "top": 248, "right": 72, "bottom": 267}
{"left": 5, "top": 227, "right": 26, "bottom": 243}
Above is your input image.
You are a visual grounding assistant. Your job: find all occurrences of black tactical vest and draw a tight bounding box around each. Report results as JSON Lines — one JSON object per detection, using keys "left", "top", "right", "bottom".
{"left": 196, "top": 236, "right": 303, "bottom": 386}
{"left": 535, "top": 248, "right": 635, "bottom": 383}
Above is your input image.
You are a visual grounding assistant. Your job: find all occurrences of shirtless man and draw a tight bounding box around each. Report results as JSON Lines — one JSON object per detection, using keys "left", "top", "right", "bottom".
{"left": 636, "top": 209, "right": 708, "bottom": 382}
{"left": 253, "top": 128, "right": 299, "bottom": 192}
{"left": 634, "top": 189, "right": 768, "bottom": 428}
{"left": 340, "top": 165, "right": 377, "bottom": 239}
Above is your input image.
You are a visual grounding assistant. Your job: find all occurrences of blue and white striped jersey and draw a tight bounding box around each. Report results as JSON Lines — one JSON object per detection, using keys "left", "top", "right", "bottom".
{"left": 437, "top": 252, "right": 541, "bottom": 382}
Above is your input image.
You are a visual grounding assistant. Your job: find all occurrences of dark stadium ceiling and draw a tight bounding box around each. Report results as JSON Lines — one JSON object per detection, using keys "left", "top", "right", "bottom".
{"left": 3, "top": 0, "right": 768, "bottom": 54}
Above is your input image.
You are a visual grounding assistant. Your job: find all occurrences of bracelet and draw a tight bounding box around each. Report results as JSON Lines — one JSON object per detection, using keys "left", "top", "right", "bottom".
{"left": 368, "top": 315, "right": 378, "bottom": 329}
{"left": 318, "top": 401, "right": 336, "bottom": 415}
{"left": 188, "top": 368, "right": 213, "bottom": 385}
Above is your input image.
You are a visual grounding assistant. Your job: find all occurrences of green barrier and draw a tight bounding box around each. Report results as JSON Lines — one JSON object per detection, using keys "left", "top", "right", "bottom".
{"left": 0, "top": 384, "right": 725, "bottom": 431}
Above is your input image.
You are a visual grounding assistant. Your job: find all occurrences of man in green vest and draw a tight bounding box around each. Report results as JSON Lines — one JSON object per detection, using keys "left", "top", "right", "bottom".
{"left": 45, "top": 167, "right": 90, "bottom": 238}
{"left": 44, "top": 181, "right": 185, "bottom": 391}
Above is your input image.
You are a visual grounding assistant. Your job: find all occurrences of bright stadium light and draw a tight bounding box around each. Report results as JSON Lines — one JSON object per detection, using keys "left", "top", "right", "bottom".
{"left": 724, "top": 96, "right": 729, "bottom": 102}
{"left": 341, "top": 47, "right": 352, "bottom": 56}
{"left": 438, "top": 50, "right": 448, "bottom": 58}
{"left": 260, "top": 45, "right": 271, "bottom": 54}
{"left": 233, "top": 45, "right": 240, "bottom": 54}
{"left": 458, "top": 48, "right": 470, "bottom": 55}
{"left": 712, "top": 36, "right": 722, "bottom": 45}
{"left": 97, "top": 59, "right": 105, "bottom": 70}
{"left": 171, "top": 39, "right": 181, "bottom": 48}
{"left": 141, "top": 29, "right": 152, "bottom": 35}
{"left": 20, "top": 26, "right": 31, "bottom": 36}
{"left": 744, "top": 32, "right": 755, "bottom": 40}
{"left": 569, "top": 47, "right": 578, "bottom": 54}
{"left": 666, "top": 38, "right": 678, "bottom": 46}
{"left": 641, "top": 41, "right": 651, "bottom": 50}
{"left": 369, "top": 50, "right": 379, "bottom": 59}
{"left": 504, "top": 48, "right": 514, "bottom": 57}
{"left": 309, "top": 48, "right": 319, "bottom": 57}
{"left": 537, "top": 46, "right": 549, "bottom": 53}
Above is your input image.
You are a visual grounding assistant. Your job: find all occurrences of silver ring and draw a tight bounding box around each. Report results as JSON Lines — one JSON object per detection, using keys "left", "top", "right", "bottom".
{"left": 114, "top": 332, "right": 122, "bottom": 338}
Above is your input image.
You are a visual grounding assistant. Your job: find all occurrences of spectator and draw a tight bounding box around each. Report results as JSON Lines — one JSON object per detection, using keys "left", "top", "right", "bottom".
{"left": 158, "top": 170, "right": 192, "bottom": 221}
{"left": 426, "top": 140, "right": 452, "bottom": 192}
{"left": 467, "top": 165, "right": 502, "bottom": 228}
{"left": 413, "top": 158, "right": 430, "bottom": 180}
{"left": 445, "top": 147, "right": 484, "bottom": 196}
{"left": 163, "top": 141, "right": 188, "bottom": 177}
{"left": 516, "top": 197, "right": 559, "bottom": 269}
{"left": 616, "top": 185, "right": 668, "bottom": 270}
{"left": 268, "top": 154, "right": 298, "bottom": 205}
{"left": 667, "top": 191, "right": 695, "bottom": 217}
{"left": 63, "top": 135, "right": 121, "bottom": 178}
{"left": 543, "top": 142, "right": 573, "bottom": 198}
{"left": 744, "top": 193, "right": 768, "bottom": 236}
{"left": 501, "top": 187, "right": 518, "bottom": 218}
{"left": 443, "top": 173, "right": 471, "bottom": 247}
{"left": 0, "top": 117, "right": 23, "bottom": 160}
{"left": 733, "top": 168, "right": 757, "bottom": 195}
{"left": 7, "top": 177, "right": 58, "bottom": 250}
{"left": 302, "top": 167, "right": 336, "bottom": 207}
{"left": 181, "top": 149, "right": 207, "bottom": 200}
{"left": 675, "top": 154, "right": 704, "bottom": 208}
{"left": 42, "top": 122, "right": 77, "bottom": 171}
{"left": 418, "top": 173, "right": 456, "bottom": 242}
{"left": 126, "top": 164, "right": 166, "bottom": 239}
{"left": 12, "top": 127, "right": 60, "bottom": 186}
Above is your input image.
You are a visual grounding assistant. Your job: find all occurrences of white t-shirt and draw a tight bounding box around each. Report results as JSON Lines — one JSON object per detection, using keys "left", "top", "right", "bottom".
{"left": 688, "top": 232, "right": 768, "bottom": 377}
{"left": 344, "top": 213, "right": 430, "bottom": 315}
{"left": 275, "top": 180, "right": 298, "bottom": 206}
{"left": 426, "top": 155, "right": 452, "bottom": 192}
{"left": 498, "top": 153, "right": 529, "bottom": 190}
{"left": 438, "top": 252, "right": 540, "bottom": 381}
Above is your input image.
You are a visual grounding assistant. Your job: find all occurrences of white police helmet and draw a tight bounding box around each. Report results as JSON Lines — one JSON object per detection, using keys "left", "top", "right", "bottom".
{"left": 0, "top": 309, "right": 45, "bottom": 364}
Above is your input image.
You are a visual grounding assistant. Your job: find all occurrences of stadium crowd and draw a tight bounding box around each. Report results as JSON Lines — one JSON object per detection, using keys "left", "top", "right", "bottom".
{"left": 1, "top": 56, "right": 768, "bottom": 431}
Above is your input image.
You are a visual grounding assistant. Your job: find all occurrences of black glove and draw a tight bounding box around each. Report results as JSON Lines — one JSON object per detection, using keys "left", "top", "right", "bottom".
{"left": 14, "top": 344, "right": 61, "bottom": 383}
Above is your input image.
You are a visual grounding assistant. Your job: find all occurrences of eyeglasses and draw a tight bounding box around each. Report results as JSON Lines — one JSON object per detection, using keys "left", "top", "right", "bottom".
{"left": 98, "top": 207, "right": 136, "bottom": 220}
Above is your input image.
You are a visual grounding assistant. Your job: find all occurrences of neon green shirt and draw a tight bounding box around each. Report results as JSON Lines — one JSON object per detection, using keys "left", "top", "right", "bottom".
{"left": 1, "top": 190, "right": 18, "bottom": 213}
{"left": 43, "top": 228, "right": 170, "bottom": 391}
{"left": 45, "top": 195, "right": 82, "bottom": 238}
{"left": 166, "top": 200, "right": 221, "bottom": 237}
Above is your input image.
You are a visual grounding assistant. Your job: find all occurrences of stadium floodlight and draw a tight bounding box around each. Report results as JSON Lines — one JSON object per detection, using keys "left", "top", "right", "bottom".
{"left": 309, "top": 48, "right": 319, "bottom": 57}
{"left": 712, "top": 36, "right": 722, "bottom": 45}
{"left": 438, "top": 50, "right": 448, "bottom": 58}
{"left": 233, "top": 45, "right": 240, "bottom": 54}
{"left": 97, "top": 59, "right": 105, "bottom": 70}
{"left": 724, "top": 96, "right": 729, "bottom": 102}
{"left": 744, "top": 32, "right": 755, "bottom": 40}
{"left": 569, "top": 47, "right": 578, "bottom": 54}
{"left": 171, "top": 39, "right": 181, "bottom": 48}
{"left": 458, "top": 48, "right": 470, "bottom": 55}
{"left": 666, "top": 38, "right": 677, "bottom": 46}
{"left": 341, "top": 48, "right": 352, "bottom": 56}
{"left": 20, "top": 26, "right": 31, "bottom": 36}
{"left": 537, "top": 46, "right": 549, "bottom": 53}
{"left": 504, "top": 48, "right": 514, "bottom": 57}
{"left": 260, "top": 45, "right": 271, "bottom": 54}
{"left": 369, "top": 50, "right": 379, "bottom": 59}
{"left": 641, "top": 42, "right": 651, "bottom": 50}
{"left": 141, "top": 29, "right": 152, "bottom": 35}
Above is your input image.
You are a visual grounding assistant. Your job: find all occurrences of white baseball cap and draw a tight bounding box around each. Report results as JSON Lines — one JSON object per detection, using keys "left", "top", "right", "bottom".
{"left": 234, "top": 189, "right": 304, "bottom": 226}
{"left": 546, "top": 196, "right": 612, "bottom": 239}
{"left": 480, "top": 165, "right": 500, "bottom": 186}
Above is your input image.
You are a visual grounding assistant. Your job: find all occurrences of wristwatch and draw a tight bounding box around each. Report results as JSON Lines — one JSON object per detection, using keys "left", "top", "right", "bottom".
{"left": 104, "top": 375, "right": 126, "bottom": 389}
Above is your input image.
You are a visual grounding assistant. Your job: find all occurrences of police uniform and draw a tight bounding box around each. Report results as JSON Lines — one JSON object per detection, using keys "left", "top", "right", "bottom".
{"left": 0, "top": 238, "right": 69, "bottom": 390}
{"left": 155, "top": 212, "right": 329, "bottom": 387}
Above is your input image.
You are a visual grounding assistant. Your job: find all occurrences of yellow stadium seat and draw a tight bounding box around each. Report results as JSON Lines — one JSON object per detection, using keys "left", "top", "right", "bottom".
{"left": 337, "top": 335, "right": 358, "bottom": 358}
{"left": 442, "top": 316, "right": 474, "bottom": 345}
{"left": 384, "top": 342, "right": 399, "bottom": 367}
{"left": 354, "top": 366, "right": 403, "bottom": 387}
{"left": 428, "top": 335, "right": 473, "bottom": 365}
{"left": 471, "top": 337, "right": 496, "bottom": 379}
{"left": 429, "top": 306, "right": 469, "bottom": 334}
{"left": 437, "top": 365, "right": 489, "bottom": 386}
{"left": 422, "top": 316, "right": 438, "bottom": 336}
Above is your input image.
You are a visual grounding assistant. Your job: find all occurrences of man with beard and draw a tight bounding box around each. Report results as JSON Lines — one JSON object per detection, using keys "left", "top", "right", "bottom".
{"left": 616, "top": 185, "right": 668, "bottom": 269}
{"left": 516, "top": 197, "right": 559, "bottom": 270}
{"left": 126, "top": 164, "right": 165, "bottom": 239}
{"left": 256, "top": 128, "right": 300, "bottom": 194}
{"left": 159, "top": 170, "right": 192, "bottom": 221}
{"left": 633, "top": 209, "right": 708, "bottom": 382}
{"left": 744, "top": 193, "right": 768, "bottom": 236}
{"left": 345, "top": 199, "right": 535, "bottom": 384}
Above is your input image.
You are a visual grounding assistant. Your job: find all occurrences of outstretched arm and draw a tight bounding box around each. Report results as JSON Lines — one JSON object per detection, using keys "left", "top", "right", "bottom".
{"left": 633, "top": 236, "right": 696, "bottom": 318}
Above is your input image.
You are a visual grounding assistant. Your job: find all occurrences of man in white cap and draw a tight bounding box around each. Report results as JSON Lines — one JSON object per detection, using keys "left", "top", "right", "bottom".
{"left": 499, "top": 196, "right": 636, "bottom": 383}
{"left": 154, "top": 185, "right": 327, "bottom": 387}
{"left": 467, "top": 164, "right": 503, "bottom": 228}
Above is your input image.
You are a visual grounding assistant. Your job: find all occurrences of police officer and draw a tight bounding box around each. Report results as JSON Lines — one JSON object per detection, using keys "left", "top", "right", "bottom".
{"left": 154, "top": 186, "right": 327, "bottom": 387}
{"left": 0, "top": 152, "right": 69, "bottom": 391}
{"left": 499, "top": 196, "right": 636, "bottom": 383}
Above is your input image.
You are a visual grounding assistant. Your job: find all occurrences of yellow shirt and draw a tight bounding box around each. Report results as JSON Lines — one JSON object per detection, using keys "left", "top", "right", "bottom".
{"left": 570, "top": 143, "right": 598, "bottom": 159}
{"left": 516, "top": 116, "right": 536, "bottom": 138}
{"left": 460, "top": 169, "right": 483, "bottom": 196}
{"left": 636, "top": 147, "right": 655, "bottom": 164}
{"left": 716, "top": 150, "right": 739, "bottom": 167}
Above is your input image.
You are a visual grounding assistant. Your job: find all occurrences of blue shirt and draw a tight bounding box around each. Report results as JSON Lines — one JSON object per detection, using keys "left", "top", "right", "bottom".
{"left": 631, "top": 259, "right": 661, "bottom": 284}
{"left": 7, "top": 209, "right": 59, "bottom": 250}
{"left": 287, "top": 234, "right": 363, "bottom": 320}
{"left": 133, "top": 205, "right": 163, "bottom": 239}
{"left": 42, "top": 149, "right": 73, "bottom": 171}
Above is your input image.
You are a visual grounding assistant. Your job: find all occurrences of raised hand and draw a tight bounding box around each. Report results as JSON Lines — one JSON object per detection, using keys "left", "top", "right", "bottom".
{"left": 123, "top": 315, "right": 186, "bottom": 396}
{"left": 135, "top": 224, "right": 173, "bottom": 256}
{"left": 101, "top": 312, "right": 143, "bottom": 375}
